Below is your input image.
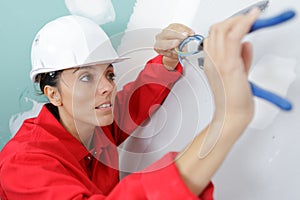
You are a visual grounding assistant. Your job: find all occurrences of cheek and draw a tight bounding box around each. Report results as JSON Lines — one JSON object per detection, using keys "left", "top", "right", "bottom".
{"left": 62, "top": 84, "right": 96, "bottom": 109}
{"left": 70, "top": 89, "right": 95, "bottom": 119}
{"left": 72, "top": 89, "right": 95, "bottom": 105}
{"left": 112, "top": 88, "right": 117, "bottom": 102}
{"left": 111, "top": 84, "right": 117, "bottom": 100}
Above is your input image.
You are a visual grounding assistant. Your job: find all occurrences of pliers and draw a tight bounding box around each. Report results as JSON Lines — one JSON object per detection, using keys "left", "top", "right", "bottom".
{"left": 176, "top": 8, "right": 296, "bottom": 111}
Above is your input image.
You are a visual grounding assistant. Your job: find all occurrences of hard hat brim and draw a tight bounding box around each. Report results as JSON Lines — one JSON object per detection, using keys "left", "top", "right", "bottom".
{"left": 77, "top": 56, "right": 130, "bottom": 68}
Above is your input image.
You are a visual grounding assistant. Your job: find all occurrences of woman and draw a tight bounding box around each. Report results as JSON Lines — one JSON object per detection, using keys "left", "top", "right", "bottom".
{"left": 0, "top": 8, "right": 260, "bottom": 199}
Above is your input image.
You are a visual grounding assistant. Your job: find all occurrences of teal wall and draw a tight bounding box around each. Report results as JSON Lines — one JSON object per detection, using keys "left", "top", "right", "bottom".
{"left": 0, "top": 0, "right": 136, "bottom": 149}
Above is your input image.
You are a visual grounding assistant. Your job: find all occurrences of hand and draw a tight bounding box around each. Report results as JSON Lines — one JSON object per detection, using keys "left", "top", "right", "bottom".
{"left": 154, "top": 23, "right": 194, "bottom": 70}
{"left": 174, "top": 10, "right": 262, "bottom": 196}
{"left": 203, "top": 8, "right": 261, "bottom": 126}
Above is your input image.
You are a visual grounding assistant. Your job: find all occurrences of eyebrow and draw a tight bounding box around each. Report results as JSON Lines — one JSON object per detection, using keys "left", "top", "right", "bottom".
{"left": 72, "top": 66, "right": 90, "bottom": 74}
{"left": 72, "top": 64, "right": 113, "bottom": 74}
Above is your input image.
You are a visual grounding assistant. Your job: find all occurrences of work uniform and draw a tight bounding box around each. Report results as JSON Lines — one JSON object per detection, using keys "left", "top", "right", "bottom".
{"left": 0, "top": 55, "right": 214, "bottom": 199}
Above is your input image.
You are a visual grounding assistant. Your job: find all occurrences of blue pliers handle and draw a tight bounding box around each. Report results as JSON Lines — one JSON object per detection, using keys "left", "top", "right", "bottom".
{"left": 250, "top": 10, "right": 296, "bottom": 32}
{"left": 248, "top": 10, "right": 296, "bottom": 111}
{"left": 250, "top": 82, "right": 292, "bottom": 110}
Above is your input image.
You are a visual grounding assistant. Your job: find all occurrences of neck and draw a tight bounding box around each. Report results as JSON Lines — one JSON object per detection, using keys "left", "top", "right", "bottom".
{"left": 58, "top": 109, "right": 95, "bottom": 150}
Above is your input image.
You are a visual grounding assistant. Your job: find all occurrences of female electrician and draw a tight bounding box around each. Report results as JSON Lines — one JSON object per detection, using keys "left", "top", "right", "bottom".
{"left": 0, "top": 8, "right": 260, "bottom": 200}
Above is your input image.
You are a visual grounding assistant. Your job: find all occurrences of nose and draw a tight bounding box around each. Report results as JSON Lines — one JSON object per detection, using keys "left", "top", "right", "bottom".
{"left": 97, "top": 75, "right": 115, "bottom": 95}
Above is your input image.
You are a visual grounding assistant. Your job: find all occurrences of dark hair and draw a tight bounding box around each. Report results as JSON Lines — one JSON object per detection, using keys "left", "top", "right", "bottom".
{"left": 35, "top": 71, "right": 63, "bottom": 119}
{"left": 35, "top": 71, "right": 62, "bottom": 94}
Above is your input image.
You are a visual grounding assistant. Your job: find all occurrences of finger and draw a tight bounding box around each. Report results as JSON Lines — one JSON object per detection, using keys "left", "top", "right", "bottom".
{"left": 168, "top": 49, "right": 180, "bottom": 59}
{"left": 206, "top": 16, "right": 245, "bottom": 60}
{"left": 229, "top": 8, "right": 261, "bottom": 41}
{"left": 156, "top": 29, "right": 188, "bottom": 41}
{"left": 167, "top": 23, "right": 195, "bottom": 36}
{"left": 222, "top": 9, "right": 259, "bottom": 66}
{"left": 207, "top": 8, "right": 260, "bottom": 63}
{"left": 241, "top": 42, "right": 253, "bottom": 75}
{"left": 154, "top": 48, "right": 178, "bottom": 59}
{"left": 156, "top": 23, "right": 195, "bottom": 41}
{"left": 154, "top": 39, "right": 182, "bottom": 50}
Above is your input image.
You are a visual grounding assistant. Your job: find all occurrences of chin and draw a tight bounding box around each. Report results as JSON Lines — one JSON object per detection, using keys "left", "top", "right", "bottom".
{"left": 97, "top": 116, "right": 114, "bottom": 126}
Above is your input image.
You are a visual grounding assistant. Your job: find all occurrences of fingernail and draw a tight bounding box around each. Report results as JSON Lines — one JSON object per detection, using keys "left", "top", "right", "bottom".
{"left": 182, "top": 32, "right": 189, "bottom": 36}
{"left": 249, "top": 7, "right": 261, "bottom": 15}
{"left": 177, "top": 32, "right": 188, "bottom": 40}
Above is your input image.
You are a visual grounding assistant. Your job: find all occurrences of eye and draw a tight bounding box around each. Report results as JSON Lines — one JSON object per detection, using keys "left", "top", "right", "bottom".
{"left": 79, "top": 74, "right": 93, "bottom": 82}
{"left": 107, "top": 72, "right": 116, "bottom": 81}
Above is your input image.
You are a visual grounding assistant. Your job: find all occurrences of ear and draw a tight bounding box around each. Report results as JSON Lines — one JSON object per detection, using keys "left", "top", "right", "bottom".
{"left": 44, "top": 86, "right": 62, "bottom": 106}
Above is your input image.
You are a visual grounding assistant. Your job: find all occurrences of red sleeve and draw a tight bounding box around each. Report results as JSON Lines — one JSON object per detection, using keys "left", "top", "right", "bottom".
{"left": 141, "top": 152, "right": 214, "bottom": 200}
{"left": 111, "top": 152, "right": 214, "bottom": 200}
{"left": 113, "top": 55, "right": 183, "bottom": 144}
{"left": 0, "top": 152, "right": 214, "bottom": 200}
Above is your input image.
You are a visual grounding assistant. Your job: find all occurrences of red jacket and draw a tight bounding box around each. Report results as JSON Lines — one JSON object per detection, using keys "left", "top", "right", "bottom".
{"left": 0, "top": 55, "right": 214, "bottom": 199}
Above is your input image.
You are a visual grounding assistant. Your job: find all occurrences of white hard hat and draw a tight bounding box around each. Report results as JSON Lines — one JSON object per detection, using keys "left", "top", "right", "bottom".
{"left": 30, "top": 15, "right": 128, "bottom": 82}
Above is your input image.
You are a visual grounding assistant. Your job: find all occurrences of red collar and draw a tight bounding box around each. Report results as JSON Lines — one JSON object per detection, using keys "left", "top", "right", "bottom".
{"left": 35, "top": 104, "right": 90, "bottom": 161}
{"left": 35, "top": 104, "right": 116, "bottom": 162}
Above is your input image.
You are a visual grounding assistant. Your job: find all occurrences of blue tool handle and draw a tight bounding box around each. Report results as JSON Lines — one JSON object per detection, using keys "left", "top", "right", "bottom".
{"left": 250, "top": 10, "right": 296, "bottom": 32}
{"left": 248, "top": 10, "right": 295, "bottom": 111}
{"left": 250, "top": 82, "right": 292, "bottom": 111}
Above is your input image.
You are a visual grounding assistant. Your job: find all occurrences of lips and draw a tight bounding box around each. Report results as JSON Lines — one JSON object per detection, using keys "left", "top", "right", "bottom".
{"left": 95, "top": 102, "right": 112, "bottom": 109}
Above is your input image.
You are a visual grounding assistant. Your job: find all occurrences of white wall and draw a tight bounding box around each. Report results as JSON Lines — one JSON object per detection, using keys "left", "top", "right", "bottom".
{"left": 117, "top": 0, "right": 300, "bottom": 199}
